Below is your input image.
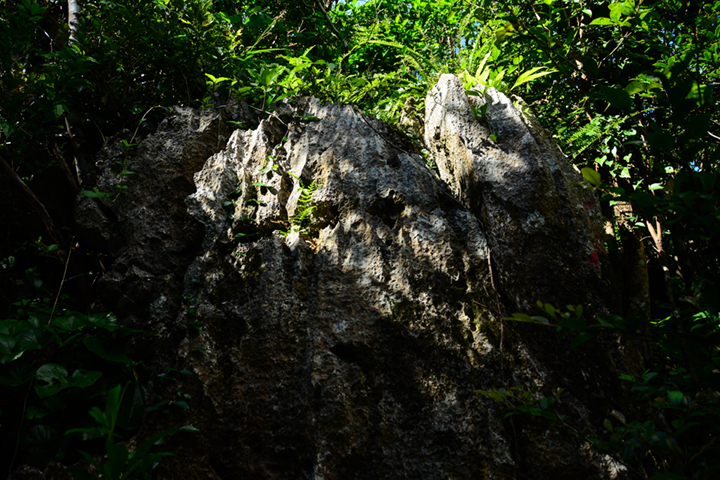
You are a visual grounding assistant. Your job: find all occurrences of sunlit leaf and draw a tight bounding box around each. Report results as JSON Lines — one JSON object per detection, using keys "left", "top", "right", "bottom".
{"left": 581, "top": 168, "right": 602, "bottom": 187}
{"left": 511, "top": 67, "right": 557, "bottom": 91}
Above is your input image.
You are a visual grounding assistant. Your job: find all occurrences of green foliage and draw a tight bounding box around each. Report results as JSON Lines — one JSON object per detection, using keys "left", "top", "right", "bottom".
{"left": 287, "top": 173, "right": 321, "bottom": 234}
{"left": 477, "top": 5, "right": 720, "bottom": 472}
{"left": 0, "top": 0, "right": 91, "bottom": 174}
{"left": 0, "top": 279, "right": 196, "bottom": 477}
{"left": 2, "top": 0, "right": 720, "bottom": 477}
{"left": 499, "top": 294, "right": 720, "bottom": 477}
{"left": 74, "top": 0, "right": 229, "bottom": 118}
{"left": 0, "top": 292, "right": 144, "bottom": 472}
{"left": 81, "top": 188, "right": 114, "bottom": 200}
{"left": 66, "top": 384, "right": 194, "bottom": 480}
{"left": 477, "top": 385, "right": 566, "bottom": 422}
{"left": 460, "top": 50, "right": 508, "bottom": 94}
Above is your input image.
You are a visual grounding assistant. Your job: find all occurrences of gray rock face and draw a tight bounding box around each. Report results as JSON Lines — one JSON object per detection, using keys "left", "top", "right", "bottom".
{"left": 75, "top": 106, "right": 232, "bottom": 323}
{"left": 77, "top": 83, "right": 629, "bottom": 479}
{"left": 425, "top": 74, "right": 611, "bottom": 313}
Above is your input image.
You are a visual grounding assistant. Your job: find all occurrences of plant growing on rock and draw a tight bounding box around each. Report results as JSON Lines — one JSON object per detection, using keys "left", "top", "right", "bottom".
{"left": 288, "top": 173, "right": 321, "bottom": 235}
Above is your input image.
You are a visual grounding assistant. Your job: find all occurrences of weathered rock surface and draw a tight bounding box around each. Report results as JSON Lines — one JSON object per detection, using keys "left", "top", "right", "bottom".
{"left": 72, "top": 80, "right": 632, "bottom": 479}
{"left": 425, "top": 74, "right": 612, "bottom": 313}
{"left": 75, "top": 105, "right": 234, "bottom": 324}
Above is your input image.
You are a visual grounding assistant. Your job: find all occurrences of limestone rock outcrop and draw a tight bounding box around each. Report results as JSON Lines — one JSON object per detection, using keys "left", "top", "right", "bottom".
{"left": 425, "top": 74, "right": 611, "bottom": 313}
{"left": 74, "top": 78, "right": 629, "bottom": 479}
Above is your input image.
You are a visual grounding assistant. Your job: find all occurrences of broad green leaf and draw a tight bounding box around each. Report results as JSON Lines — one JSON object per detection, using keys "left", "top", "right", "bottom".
{"left": 88, "top": 406, "right": 109, "bottom": 429}
{"left": 581, "top": 168, "right": 602, "bottom": 187}
{"left": 570, "top": 331, "right": 594, "bottom": 348}
{"left": 26, "top": 405, "right": 50, "bottom": 419}
{"left": 599, "top": 86, "right": 632, "bottom": 111}
{"left": 511, "top": 67, "right": 557, "bottom": 91}
{"left": 0, "top": 360, "right": 37, "bottom": 386}
{"left": 36, "top": 363, "right": 69, "bottom": 384}
{"left": 603, "top": 418, "right": 614, "bottom": 432}
{"left": 642, "top": 372, "right": 659, "bottom": 384}
{"left": 86, "top": 313, "right": 133, "bottom": 333}
{"left": 598, "top": 317, "right": 613, "bottom": 328}
{"left": 123, "top": 429, "right": 178, "bottom": 478}
{"left": 204, "top": 73, "right": 231, "bottom": 84}
{"left": 667, "top": 390, "right": 684, "bottom": 406}
{"left": 508, "top": 313, "right": 532, "bottom": 322}
{"left": 539, "top": 397, "right": 555, "bottom": 410}
{"left": 0, "top": 319, "right": 22, "bottom": 336}
{"left": 124, "top": 451, "right": 174, "bottom": 479}
{"left": 477, "top": 389, "right": 506, "bottom": 402}
{"left": 0, "top": 332, "right": 23, "bottom": 364}
{"left": 107, "top": 437, "right": 129, "bottom": 480}
{"left": 589, "top": 17, "right": 614, "bottom": 26}
{"left": 682, "top": 114, "right": 711, "bottom": 141}
{"left": 625, "top": 80, "right": 647, "bottom": 95}
{"left": 105, "top": 384, "right": 124, "bottom": 433}
{"left": 599, "top": 315, "right": 626, "bottom": 332}
{"left": 495, "top": 22, "right": 517, "bottom": 43}
{"left": 69, "top": 369, "right": 102, "bottom": 389}
{"left": 474, "top": 52, "right": 491, "bottom": 79}
{"left": 35, "top": 363, "right": 70, "bottom": 398}
{"left": 531, "top": 316, "right": 550, "bottom": 324}
{"left": 117, "top": 380, "right": 146, "bottom": 430}
{"left": 52, "top": 315, "right": 87, "bottom": 332}
{"left": 610, "top": 409, "right": 626, "bottom": 424}
{"left": 647, "top": 129, "right": 675, "bottom": 151}
{"left": 608, "top": 2, "right": 633, "bottom": 22}
{"left": 81, "top": 188, "right": 113, "bottom": 199}
{"left": 35, "top": 364, "right": 101, "bottom": 398}
{"left": 583, "top": 57, "right": 599, "bottom": 78}
{"left": 83, "top": 336, "right": 135, "bottom": 365}
{"left": 687, "top": 82, "right": 712, "bottom": 105}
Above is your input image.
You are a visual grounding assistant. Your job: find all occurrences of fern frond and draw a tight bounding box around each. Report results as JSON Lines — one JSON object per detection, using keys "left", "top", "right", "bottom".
{"left": 289, "top": 176, "right": 321, "bottom": 232}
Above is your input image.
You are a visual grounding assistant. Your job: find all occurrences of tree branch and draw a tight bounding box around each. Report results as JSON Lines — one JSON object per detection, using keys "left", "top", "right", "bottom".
{"left": 0, "top": 154, "right": 65, "bottom": 246}
{"left": 315, "top": 0, "right": 348, "bottom": 54}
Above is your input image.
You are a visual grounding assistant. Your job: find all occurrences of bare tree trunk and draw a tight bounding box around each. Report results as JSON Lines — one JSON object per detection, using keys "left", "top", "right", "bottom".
{"left": 68, "top": 0, "right": 80, "bottom": 43}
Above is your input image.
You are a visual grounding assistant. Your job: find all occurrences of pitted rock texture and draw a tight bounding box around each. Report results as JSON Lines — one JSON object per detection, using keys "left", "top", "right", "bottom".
{"left": 179, "top": 98, "right": 512, "bottom": 478}
{"left": 75, "top": 83, "right": 631, "bottom": 479}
